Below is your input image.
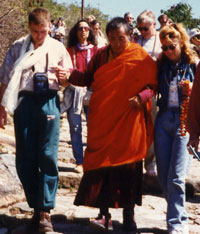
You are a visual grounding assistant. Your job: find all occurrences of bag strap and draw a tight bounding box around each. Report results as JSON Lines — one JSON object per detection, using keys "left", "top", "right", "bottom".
{"left": 31, "top": 53, "right": 49, "bottom": 73}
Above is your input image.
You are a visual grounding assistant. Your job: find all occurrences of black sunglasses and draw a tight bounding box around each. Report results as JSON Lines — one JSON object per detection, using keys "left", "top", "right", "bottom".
{"left": 78, "top": 26, "right": 90, "bottom": 32}
{"left": 138, "top": 26, "right": 149, "bottom": 32}
{"left": 161, "top": 45, "right": 176, "bottom": 51}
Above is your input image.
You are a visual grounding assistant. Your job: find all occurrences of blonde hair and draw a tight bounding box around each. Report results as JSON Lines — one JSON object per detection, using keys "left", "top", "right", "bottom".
{"left": 137, "top": 10, "right": 156, "bottom": 25}
{"left": 159, "top": 23, "right": 197, "bottom": 64}
{"left": 86, "top": 15, "right": 96, "bottom": 23}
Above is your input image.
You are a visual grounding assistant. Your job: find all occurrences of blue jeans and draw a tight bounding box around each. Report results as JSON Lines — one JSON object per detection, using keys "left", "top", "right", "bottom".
{"left": 67, "top": 105, "right": 88, "bottom": 165}
{"left": 154, "top": 110, "right": 191, "bottom": 232}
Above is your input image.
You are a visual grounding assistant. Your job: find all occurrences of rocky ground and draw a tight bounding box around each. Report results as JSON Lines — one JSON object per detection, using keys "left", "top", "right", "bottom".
{"left": 0, "top": 113, "right": 200, "bottom": 234}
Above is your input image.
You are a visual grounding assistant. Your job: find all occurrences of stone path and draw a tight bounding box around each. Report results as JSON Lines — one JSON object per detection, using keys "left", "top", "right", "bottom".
{"left": 0, "top": 114, "right": 200, "bottom": 233}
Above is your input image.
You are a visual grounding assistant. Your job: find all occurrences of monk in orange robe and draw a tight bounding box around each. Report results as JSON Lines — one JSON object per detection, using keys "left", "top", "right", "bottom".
{"left": 56, "top": 17, "right": 157, "bottom": 232}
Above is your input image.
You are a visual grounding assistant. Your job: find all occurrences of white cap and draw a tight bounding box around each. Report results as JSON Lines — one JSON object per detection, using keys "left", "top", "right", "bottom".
{"left": 189, "top": 28, "right": 200, "bottom": 39}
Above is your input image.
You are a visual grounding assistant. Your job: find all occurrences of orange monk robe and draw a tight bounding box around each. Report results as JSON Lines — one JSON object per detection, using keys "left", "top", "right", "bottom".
{"left": 83, "top": 43, "right": 158, "bottom": 172}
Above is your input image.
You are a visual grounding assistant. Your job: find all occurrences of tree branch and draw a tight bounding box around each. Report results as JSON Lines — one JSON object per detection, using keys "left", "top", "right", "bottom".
{"left": 0, "top": 8, "right": 14, "bottom": 22}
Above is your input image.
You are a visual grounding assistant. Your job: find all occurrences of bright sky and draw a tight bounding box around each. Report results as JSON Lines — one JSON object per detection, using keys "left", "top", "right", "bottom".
{"left": 57, "top": 0, "right": 200, "bottom": 23}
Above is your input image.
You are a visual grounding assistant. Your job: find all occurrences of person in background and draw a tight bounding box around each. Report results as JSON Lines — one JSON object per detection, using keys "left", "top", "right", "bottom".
{"left": 137, "top": 10, "right": 162, "bottom": 60}
{"left": 124, "top": 12, "right": 134, "bottom": 25}
{"left": 0, "top": 8, "right": 72, "bottom": 233}
{"left": 155, "top": 23, "right": 197, "bottom": 234}
{"left": 124, "top": 12, "right": 139, "bottom": 42}
{"left": 61, "top": 20, "right": 97, "bottom": 174}
{"left": 58, "top": 16, "right": 66, "bottom": 29}
{"left": 49, "top": 19, "right": 55, "bottom": 37}
{"left": 90, "top": 20, "right": 107, "bottom": 48}
{"left": 189, "top": 28, "right": 200, "bottom": 58}
{"left": 54, "top": 18, "right": 66, "bottom": 43}
{"left": 157, "top": 14, "right": 170, "bottom": 30}
{"left": 56, "top": 17, "right": 157, "bottom": 232}
{"left": 136, "top": 10, "right": 162, "bottom": 176}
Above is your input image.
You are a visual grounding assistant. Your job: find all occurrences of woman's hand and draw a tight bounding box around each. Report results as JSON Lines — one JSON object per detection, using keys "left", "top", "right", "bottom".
{"left": 128, "top": 95, "right": 142, "bottom": 109}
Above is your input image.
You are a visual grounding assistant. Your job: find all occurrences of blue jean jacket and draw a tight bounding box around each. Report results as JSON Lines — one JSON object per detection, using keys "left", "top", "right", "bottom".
{"left": 157, "top": 59, "right": 195, "bottom": 112}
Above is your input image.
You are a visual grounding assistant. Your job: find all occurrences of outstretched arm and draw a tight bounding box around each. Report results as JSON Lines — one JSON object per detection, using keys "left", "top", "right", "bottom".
{"left": 187, "top": 63, "right": 200, "bottom": 152}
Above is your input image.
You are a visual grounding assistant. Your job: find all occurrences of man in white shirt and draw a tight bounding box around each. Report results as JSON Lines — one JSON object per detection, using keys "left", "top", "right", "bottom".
{"left": 91, "top": 20, "right": 107, "bottom": 48}
{"left": 136, "top": 10, "right": 162, "bottom": 176}
{"left": 0, "top": 7, "right": 72, "bottom": 233}
{"left": 137, "top": 10, "right": 162, "bottom": 60}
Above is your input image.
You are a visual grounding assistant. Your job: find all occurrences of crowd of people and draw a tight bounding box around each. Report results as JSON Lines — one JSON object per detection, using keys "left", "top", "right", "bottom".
{"left": 0, "top": 6, "right": 200, "bottom": 234}
{"left": 49, "top": 17, "right": 66, "bottom": 43}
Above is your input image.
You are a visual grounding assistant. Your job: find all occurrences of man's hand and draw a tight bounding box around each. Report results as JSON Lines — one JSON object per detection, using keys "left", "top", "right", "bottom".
{"left": 0, "top": 105, "right": 7, "bottom": 129}
{"left": 128, "top": 95, "right": 142, "bottom": 109}
{"left": 54, "top": 67, "right": 71, "bottom": 87}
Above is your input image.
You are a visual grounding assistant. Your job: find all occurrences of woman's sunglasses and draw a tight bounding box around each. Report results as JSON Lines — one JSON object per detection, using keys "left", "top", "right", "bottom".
{"left": 78, "top": 27, "right": 90, "bottom": 32}
{"left": 138, "top": 26, "right": 149, "bottom": 32}
{"left": 161, "top": 44, "right": 176, "bottom": 51}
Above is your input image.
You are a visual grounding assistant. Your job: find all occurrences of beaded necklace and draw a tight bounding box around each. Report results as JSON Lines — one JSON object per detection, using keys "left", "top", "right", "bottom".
{"left": 180, "top": 80, "right": 190, "bottom": 136}
{"left": 164, "top": 67, "right": 191, "bottom": 136}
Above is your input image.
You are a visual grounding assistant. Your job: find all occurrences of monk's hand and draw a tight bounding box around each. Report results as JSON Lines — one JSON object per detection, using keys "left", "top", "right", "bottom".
{"left": 0, "top": 105, "right": 7, "bottom": 129}
{"left": 128, "top": 95, "right": 142, "bottom": 109}
{"left": 54, "top": 67, "right": 70, "bottom": 87}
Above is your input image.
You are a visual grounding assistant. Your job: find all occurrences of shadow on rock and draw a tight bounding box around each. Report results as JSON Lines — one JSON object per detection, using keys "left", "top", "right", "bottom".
{"left": 137, "top": 227, "right": 168, "bottom": 233}
{"left": 1, "top": 213, "right": 168, "bottom": 234}
{"left": 58, "top": 166, "right": 75, "bottom": 172}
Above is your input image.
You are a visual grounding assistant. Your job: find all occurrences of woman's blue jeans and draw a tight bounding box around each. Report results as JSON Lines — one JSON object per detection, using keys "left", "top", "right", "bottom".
{"left": 67, "top": 105, "right": 88, "bottom": 165}
{"left": 154, "top": 110, "right": 191, "bottom": 232}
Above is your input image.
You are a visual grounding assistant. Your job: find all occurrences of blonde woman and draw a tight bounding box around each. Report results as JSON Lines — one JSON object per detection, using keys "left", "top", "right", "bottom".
{"left": 154, "top": 23, "right": 198, "bottom": 234}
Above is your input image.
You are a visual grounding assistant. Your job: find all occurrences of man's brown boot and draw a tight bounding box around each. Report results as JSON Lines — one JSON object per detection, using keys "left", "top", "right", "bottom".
{"left": 39, "top": 211, "right": 54, "bottom": 233}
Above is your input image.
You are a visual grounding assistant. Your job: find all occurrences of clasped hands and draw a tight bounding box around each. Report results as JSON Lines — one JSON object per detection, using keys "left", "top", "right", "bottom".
{"left": 54, "top": 67, "right": 71, "bottom": 87}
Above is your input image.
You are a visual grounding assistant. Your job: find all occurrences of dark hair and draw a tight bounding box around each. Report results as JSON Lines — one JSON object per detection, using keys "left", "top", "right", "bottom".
{"left": 28, "top": 8, "right": 50, "bottom": 25}
{"left": 157, "top": 14, "right": 168, "bottom": 23}
{"left": 124, "top": 12, "right": 131, "bottom": 18}
{"left": 90, "top": 20, "right": 100, "bottom": 26}
{"left": 106, "top": 17, "right": 130, "bottom": 36}
{"left": 67, "top": 19, "right": 96, "bottom": 47}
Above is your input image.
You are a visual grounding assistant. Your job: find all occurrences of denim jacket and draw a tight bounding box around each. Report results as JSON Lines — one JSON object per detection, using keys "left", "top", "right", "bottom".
{"left": 157, "top": 58, "right": 195, "bottom": 112}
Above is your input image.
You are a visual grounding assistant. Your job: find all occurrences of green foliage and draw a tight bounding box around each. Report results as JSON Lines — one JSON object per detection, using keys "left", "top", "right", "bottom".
{"left": 25, "top": 0, "right": 109, "bottom": 34}
{"left": 0, "top": 0, "right": 109, "bottom": 63}
{"left": 84, "top": 4, "right": 109, "bottom": 33}
{"left": 0, "top": 0, "right": 28, "bottom": 63}
{"left": 161, "top": 2, "right": 200, "bottom": 29}
{"left": 26, "top": 0, "right": 109, "bottom": 44}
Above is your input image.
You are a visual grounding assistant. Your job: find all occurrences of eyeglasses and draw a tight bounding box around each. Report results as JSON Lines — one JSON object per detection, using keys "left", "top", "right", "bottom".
{"left": 78, "top": 27, "right": 90, "bottom": 32}
{"left": 161, "top": 44, "right": 176, "bottom": 51}
{"left": 138, "top": 26, "right": 149, "bottom": 32}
